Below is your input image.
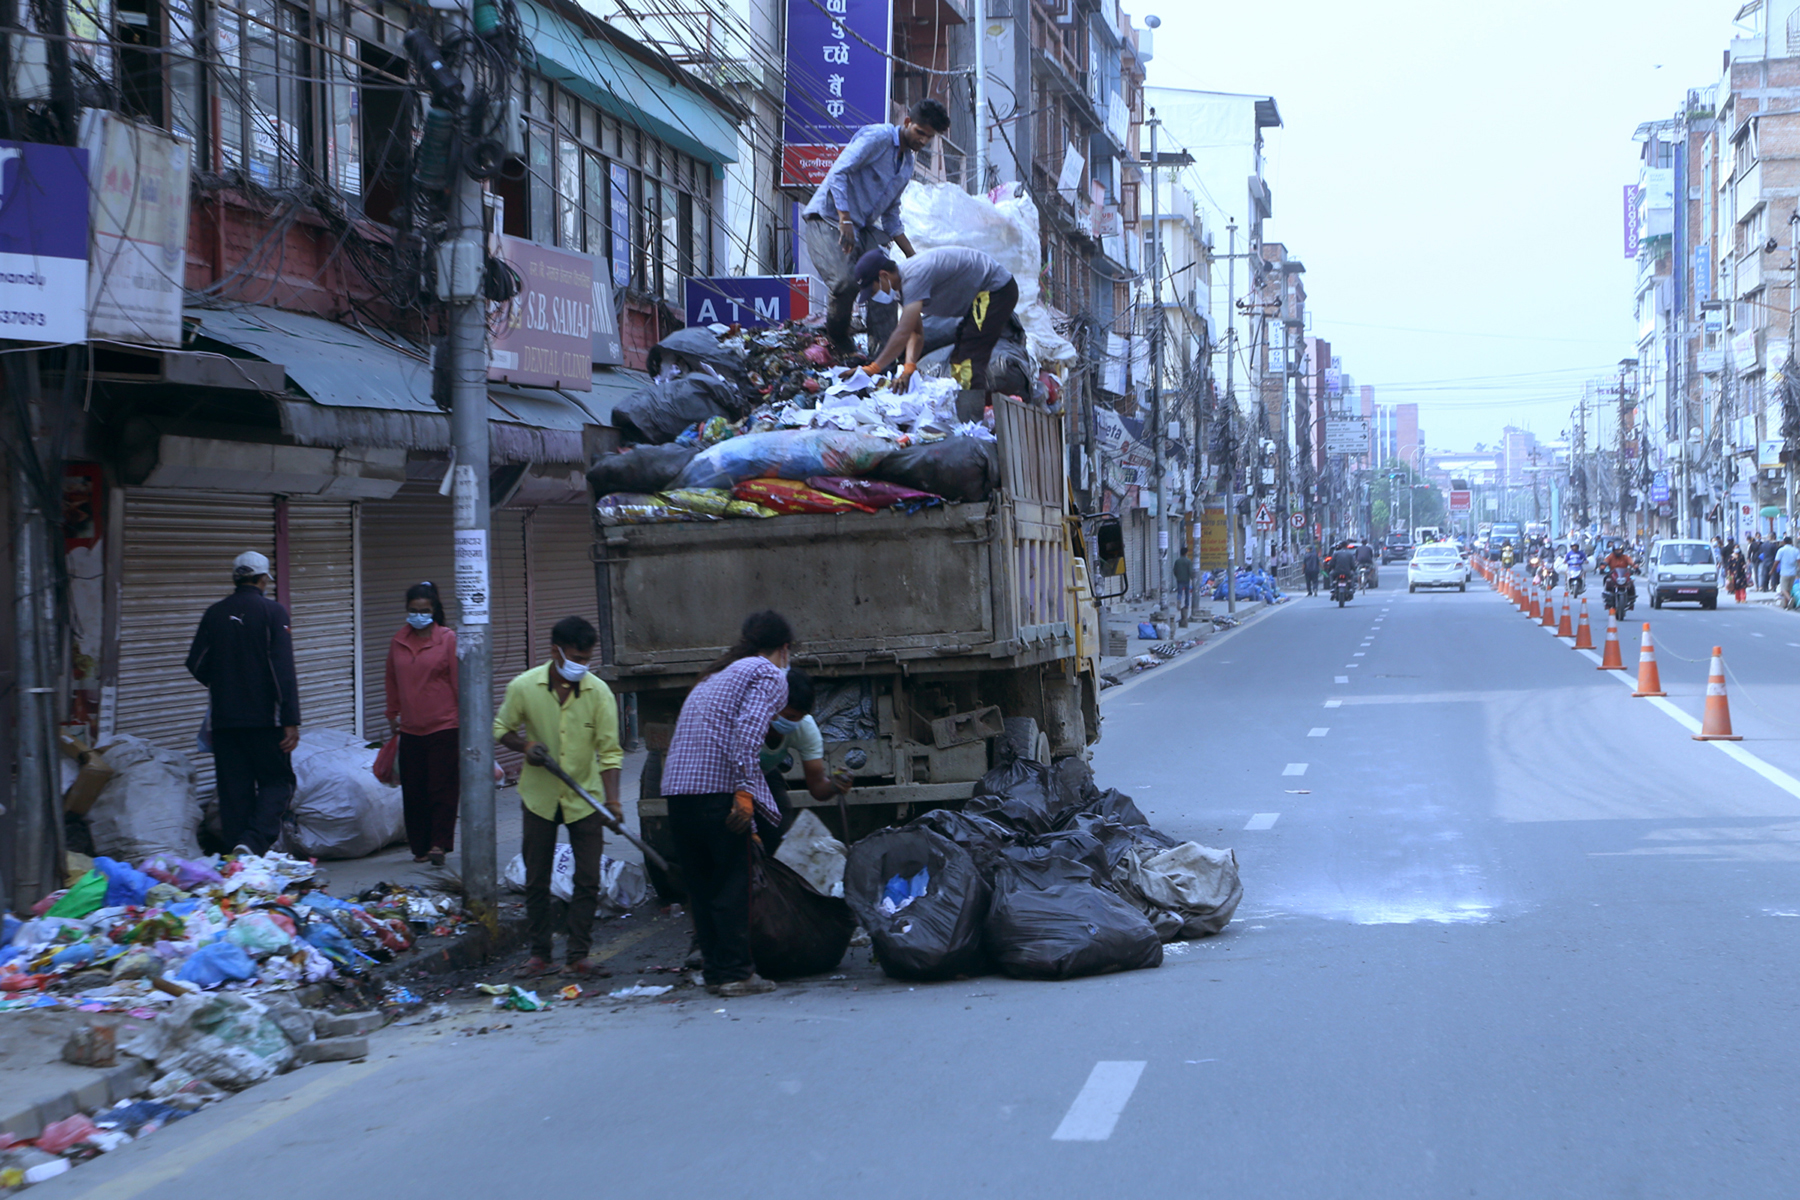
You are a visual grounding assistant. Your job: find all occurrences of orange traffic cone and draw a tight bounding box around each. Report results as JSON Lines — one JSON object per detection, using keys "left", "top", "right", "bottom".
{"left": 1528, "top": 584, "right": 1542, "bottom": 621}
{"left": 1596, "top": 610, "right": 1624, "bottom": 669}
{"left": 1557, "top": 593, "right": 1573, "bottom": 637}
{"left": 1632, "top": 623, "right": 1666, "bottom": 697}
{"left": 1693, "top": 646, "right": 1742, "bottom": 741}
{"left": 1572, "top": 597, "right": 1593, "bottom": 649}
{"left": 1542, "top": 589, "right": 1558, "bottom": 628}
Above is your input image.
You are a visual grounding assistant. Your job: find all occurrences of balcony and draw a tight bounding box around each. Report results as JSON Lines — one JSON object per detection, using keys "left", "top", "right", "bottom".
{"left": 1737, "top": 251, "right": 1764, "bottom": 298}
{"left": 1735, "top": 159, "right": 1765, "bottom": 222}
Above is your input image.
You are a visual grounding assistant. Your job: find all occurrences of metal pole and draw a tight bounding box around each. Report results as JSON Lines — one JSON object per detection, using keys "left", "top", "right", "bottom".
{"left": 1224, "top": 219, "right": 1236, "bottom": 614}
{"left": 972, "top": 0, "right": 986, "bottom": 191}
{"left": 12, "top": 463, "right": 51, "bottom": 907}
{"left": 451, "top": 66, "right": 497, "bottom": 922}
{"left": 1149, "top": 113, "right": 1168, "bottom": 615}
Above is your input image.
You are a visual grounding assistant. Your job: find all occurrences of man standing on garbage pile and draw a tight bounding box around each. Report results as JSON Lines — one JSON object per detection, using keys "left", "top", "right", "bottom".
{"left": 1171, "top": 550, "right": 1194, "bottom": 622}
{"left": 801, "top": 99, "right": 950, "bottom": 358}
{"left": 662, "top": 610, "right": 794, "bottom": 998}
{"left": 860, "top": 247, "right": 1019, "bottom": 396}
{"left": 494, "top": 615, "right": 623, "bottom": 980}
{"left": 185, "top": 550, "right": 300, "bottom": 855}
{"left": 758, "top": 668, "right": 853, "bottom": 852}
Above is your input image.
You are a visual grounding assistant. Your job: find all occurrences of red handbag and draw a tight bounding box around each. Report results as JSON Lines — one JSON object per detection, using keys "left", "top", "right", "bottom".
{"left": 372, "top": 735, "right": 400, "bottom": 785}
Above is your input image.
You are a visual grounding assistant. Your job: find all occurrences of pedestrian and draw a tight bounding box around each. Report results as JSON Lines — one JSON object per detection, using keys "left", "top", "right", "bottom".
{"left": 1778, "top": 536, "right": 1799, "bottom": 610}
{"left": 800, "top": 100, "right": 949, "bottom": 357}
{"left": 1727, "top": 541, "right": 1750, "bottom": 604}
{"left": 860, "top": 246, "right": 1019, "bottom": 394}
{"left": 384, "top": 581, "right": 458, "bottom": 866}
{"left": 1302, "top": 546, "right": 1321, "bottom": 596}
{"left": 1747, "top": 536, "right": 1763, "bottom": 591}
{"left": 184, "top": 550, "right": 300, "bottom": 855}
{"left": 758, "top": 668, "right": 851, "bottom": 851}
{"left": 1759, "top": 537, "right": 1777, "bottom": 592}
{"left": 493, "top": 615, "right": 623, "bottom": 980}
{"left": 1171, "top": 550, "right": 1194, "bottom": 619}
{"left": 662, "top": 610, "right": 794, "bottom": 998}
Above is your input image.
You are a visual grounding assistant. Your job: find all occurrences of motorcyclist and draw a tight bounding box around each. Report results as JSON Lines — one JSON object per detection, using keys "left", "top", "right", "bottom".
{"left": 1353, "top": 539, "right": 1377, "bottom": 589}
{"left": 1500, "top": 542, "right": 1515, "bottom": 568}
{"left": 1564, "top": 542, "right": 1588, "bottom": 595}
{"left": 1327, "top": 541, "right": 1359, "bottom": 591}
{"left": 1603, "top": 541, "right": 1636, "bottom": 613}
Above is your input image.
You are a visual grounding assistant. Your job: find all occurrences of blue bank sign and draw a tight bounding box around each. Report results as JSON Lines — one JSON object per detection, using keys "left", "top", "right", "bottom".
{"left": 0, "top": 140, "right": 91, "bottom": 344}
{"left": 684, "top": 275, "right": 811, "bottom": 329}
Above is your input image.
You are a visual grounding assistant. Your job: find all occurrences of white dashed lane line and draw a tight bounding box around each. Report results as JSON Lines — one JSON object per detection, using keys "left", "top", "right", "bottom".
{"left": 1052, "top": 1062, "right": 1147, "bottom": 1141}
{"left": 1334, "top": 676, "right": 1348, "bottom": 684}
{"left": 1282, "top": 763, "right": 1309, "bottom": 776}
{"left": 1245, "top": 813, "right": 1280, "bottom": 830}
{"left": 1324, "top": 699, "right": 1342, "bottom": 708}
{"left": 1308, "top": 728, "right": 1328, "bottom": 737}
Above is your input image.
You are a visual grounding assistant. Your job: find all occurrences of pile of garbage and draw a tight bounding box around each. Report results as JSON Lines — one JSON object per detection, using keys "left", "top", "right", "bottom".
{"left": 0, "top": 849, "right": 463, "bottom": 1016}
{"left": 1206, "top": 568, "right": 1290, "bottom": 605}
{"left": 745, "top": 754, "right": 1241, "bottom": 985}
{"left": 1, "top": 1096, "right": 196, "bottom": 1187}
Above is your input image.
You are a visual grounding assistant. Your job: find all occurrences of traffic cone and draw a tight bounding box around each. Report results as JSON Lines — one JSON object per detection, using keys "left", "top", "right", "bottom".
{"left": 1572, "top": 597, "right": 1592, "bottom": 648}
{"left": 1542, "top": 589, "right": 1558, "bottom": 628}
{"left": 1693, "top": 646, "right": 1743, "bottom": 741}
{"left": 1632, "top": 623, "right": 1666, "bottom": 697}
{"left": 1557, "top": 594, "right": 1574, "bottom": 637}
{"left": 1596, "top": 610, "right": 1624, "bottom": 669}
{"left": 1528, "top": 584, "right": 1542, "bottom": 621}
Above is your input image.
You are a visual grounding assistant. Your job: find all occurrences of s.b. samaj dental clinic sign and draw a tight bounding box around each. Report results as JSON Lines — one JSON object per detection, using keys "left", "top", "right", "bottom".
{"left": 488, "top": 236, "right": 600, "bottom": 390}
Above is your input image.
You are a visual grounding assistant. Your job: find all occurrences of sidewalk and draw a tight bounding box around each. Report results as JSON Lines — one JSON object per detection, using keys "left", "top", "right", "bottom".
{"left": 1097, "top": 595, "right": 1274, "bottom": 683}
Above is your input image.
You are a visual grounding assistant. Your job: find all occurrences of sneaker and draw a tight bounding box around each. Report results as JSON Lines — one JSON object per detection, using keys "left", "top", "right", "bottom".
{"left": 715, "top": 974, "right": 777, "bottom": 998}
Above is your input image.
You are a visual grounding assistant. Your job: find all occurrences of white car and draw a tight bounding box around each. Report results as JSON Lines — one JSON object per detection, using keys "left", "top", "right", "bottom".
{"left": 1408, "top": 543, "right": 1467, "bottom": 592}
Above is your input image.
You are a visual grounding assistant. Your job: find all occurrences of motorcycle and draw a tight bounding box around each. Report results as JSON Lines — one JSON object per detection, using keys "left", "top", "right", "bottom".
{"left": 1357, "top": 563, "right": 1376, "bottom": 591}
{"left": 1603, "top": 564, "right": 1635, "bottom": 618}
{"left": 1331, "top": 571, "right": 1355, "bottom": 607}
{"left": 1566, "top": 566, "right": 1585, "bottom": 598}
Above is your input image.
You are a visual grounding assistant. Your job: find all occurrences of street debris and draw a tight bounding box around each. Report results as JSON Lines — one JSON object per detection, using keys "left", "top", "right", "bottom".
{"left": 607, "top": 984, "right": 673, "bottom": 999}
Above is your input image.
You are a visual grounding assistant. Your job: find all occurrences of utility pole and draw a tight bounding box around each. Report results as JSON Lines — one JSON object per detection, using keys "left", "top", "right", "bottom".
{"left": 1148, "top": 111, "right": 1169, "bottom": 616}
{"left": 972, "top": 0, "right": 986, "bottom": 191}
{"left": 1223, "top": 218, "right": 1237, "bottom": 614}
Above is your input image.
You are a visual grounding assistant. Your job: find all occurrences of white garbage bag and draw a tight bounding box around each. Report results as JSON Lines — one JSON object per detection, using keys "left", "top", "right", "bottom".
{"left": 504, "top": 849, "right": 650, "bottom": 912}
{"left": 774, "top": 810, "right": 847, "bottom": 898}
{"left": 87, "top": 734, "right": 204, "bottom": 862}
{"left": 284, "top": 728, "right": 404, "bottom": 860}
{"left": 1118, "top": 842, "right": 1243, "bottom": 939}
{"left": 898, "top": 182, "right": 1078, "bottom": 368}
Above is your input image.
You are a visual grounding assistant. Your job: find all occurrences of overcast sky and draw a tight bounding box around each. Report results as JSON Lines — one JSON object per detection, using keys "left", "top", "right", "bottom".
{"left": 1142, "top": 0, "right": 1743, "bottom": 452}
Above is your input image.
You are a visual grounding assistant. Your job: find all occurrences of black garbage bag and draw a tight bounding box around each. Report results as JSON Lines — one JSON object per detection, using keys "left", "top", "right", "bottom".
{"left": 985, "top": 338, "right": 1036, "bottom": 398}
{"left": 614, "top": 375, "right": 742, "bottom": 445}
{"left": 908, "top": 809, "right": 1017, "bottom": 879}
{"left": 984, "top": 862, "right": 1164, "bottom": 981}
{"left": 871, "top": 437, "right": 998, "bottom": 503}
{"left": 1087, "top": 788, "right": 1150, "bottom": 827}
{"left": 586, "top": 444, "right": 697, "bottom": 498}
{"left": 647, "top": 328, "right": 754, "bottom": 415}
{"left": 966, "top": 757, "right": 1077, "bottom": 836}
{"left": 749, "top": 841, "right": 854, "bottom": 980}
{"left": 1003, "top": 827, "right": 1111, "bottom": 887}
{"left": 844, "top": 827, "right": 990, "bottom": 980}
{"left": 1067, "top": 813, "right": 1177, "bottom": 881}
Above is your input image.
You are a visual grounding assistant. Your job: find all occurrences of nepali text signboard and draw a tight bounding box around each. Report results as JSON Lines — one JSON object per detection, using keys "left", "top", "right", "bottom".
{"left": 489, "top": 236, "right": 594, "bottom": 391}
{"left": 1448, "top": 489, "right": 1471, "bottom": 513}
{"left": 82, "top": 113, "right": 190, "bottom": 347}
{"left": 781, "top": 0, "right": 893, "bottom": 187}
{"left": 1649, "top": 470, "right": 1670, "bottom": 504}
{"left": 1324, "top": 417, "right": 1369, "bottom": 455}
{"left": 1198, "top": 500, "right": 1230, "bottom": 571}
{"left": 684, "top": 275, "right": 811, "bottom": 328}
{"left": 0, "top": 140, "right": 90, "bottom": 344}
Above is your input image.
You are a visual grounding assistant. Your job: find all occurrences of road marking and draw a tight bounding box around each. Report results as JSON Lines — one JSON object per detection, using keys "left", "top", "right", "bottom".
{"left": 1245, "top": 813, "right": 1280, "bottom": 830}
{"left": 1353, "top": 652, "right": 1366, "bottom": 656}
{"left": 1335, "top": 676, "right": 1348, "bottom": 683}
{"left": 1283, "top": 763, "right": 1308, "bottom": 776}
{"left": 1753, "top": 632, "right": 1765, "bottom": 638}
{"left": 1346, "top": 663, "right": 1359, "bottom": 668}
{"left": 1323, "top": 699, "right": 1342, "bottom": 708}
{"left": 1052, "top": 1061, "right": 1147, "bottom": 1141}
{"left": 1308, "top": 727, "right": 1328, "bottom": 737}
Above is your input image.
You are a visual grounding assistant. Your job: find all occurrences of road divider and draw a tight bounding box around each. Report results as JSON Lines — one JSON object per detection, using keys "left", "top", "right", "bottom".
{"left": 1632, "top": 623, "right": 1666, "bottom": 697}
{"left": 1694, "top": 646, "right": 1742, "bottom": 741}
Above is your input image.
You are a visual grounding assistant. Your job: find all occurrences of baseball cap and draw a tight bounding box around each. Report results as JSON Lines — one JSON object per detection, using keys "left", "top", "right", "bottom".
{"left": 854, "top": 249, "right": 898, "bottom": 302}
{"left": 233, "top": 550, "right": 272, "bottom": 579}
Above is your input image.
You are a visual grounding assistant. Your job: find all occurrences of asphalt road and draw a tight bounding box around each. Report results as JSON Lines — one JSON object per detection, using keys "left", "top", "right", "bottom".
{"left": 41, "top": 581, "right": 1800, "bottom": 1199}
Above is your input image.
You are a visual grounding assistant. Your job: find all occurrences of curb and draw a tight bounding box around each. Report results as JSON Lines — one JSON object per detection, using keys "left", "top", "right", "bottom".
{"left": 1, "top": 1059, "right": 152, "bottom": 1143}
{"left": 375, "top": 918, "right": 530, "bottom": 980}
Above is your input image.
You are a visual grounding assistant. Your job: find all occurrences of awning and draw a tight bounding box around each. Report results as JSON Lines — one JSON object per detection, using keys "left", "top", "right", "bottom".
{"left": 519, "top": 0, "right": 739, "bottom": 175}
{"left": 185, "top": 305, "right": 646, "bottom": 464}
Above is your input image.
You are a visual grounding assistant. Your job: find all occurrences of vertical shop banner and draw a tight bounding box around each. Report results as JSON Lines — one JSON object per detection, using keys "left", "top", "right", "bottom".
{"left": 781, "top": 0, "right": 893, "bottom": 186}
{"left": 488, "top": 235, "right": 595, "bottom": 390}
{"left": 0, "top": 140, "right": 90, "bottom": 343}
{"left": 1623, "top": 184, "right": 1640, "bottom": 259}
{"left": 82, "top": 112, "right": 191, "bottom": 346}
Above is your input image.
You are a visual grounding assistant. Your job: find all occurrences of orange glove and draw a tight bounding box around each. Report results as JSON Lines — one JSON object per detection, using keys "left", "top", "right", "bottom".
{"left": 726, "top": 789, "right": 754, "bottom": 833}
{"left": 896, "top": 362, "right": 917, "bottom": 390}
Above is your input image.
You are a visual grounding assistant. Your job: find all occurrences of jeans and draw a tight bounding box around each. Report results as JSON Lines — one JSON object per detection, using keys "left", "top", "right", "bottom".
{"left": 520, "top": 804, "right": 606, "bottom": 961}
{"left": 667, "top": 792, "right": 754, "bottom": 984}
{"left": 399, "top": 728, "right": 459, "bottom": 855}
{"left": 1304, "top": 569, "right": 1319, "bottom": 595}
{"left": 211, "top": 727, "right": 294, "bottom": 855}
{"left": 802, "top": 216, "right": 893, "bottom": 350}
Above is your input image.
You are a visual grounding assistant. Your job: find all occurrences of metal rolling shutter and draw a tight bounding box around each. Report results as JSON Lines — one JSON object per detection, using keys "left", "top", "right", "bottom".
{"left": 526, "top": 505, "right": 600, "bottom": 653}
{"left": 115, "top": 491, "right": 276, "bottom": 785}
{"left": 488, "top": 508, "right": 531, "bottom": 685}
{"left": 285, "top": 498, "right": 357, "bottom": 736}
{"left": 359, "top": 484, "right": 455, "bottom": 737}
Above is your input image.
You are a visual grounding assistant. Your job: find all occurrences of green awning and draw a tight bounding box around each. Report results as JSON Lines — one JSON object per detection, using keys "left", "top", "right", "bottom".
{"left": 520, "top": 0, "right": 739, "bottom": 176}
{"left": 1761, "top": 505, "right": 1783, "bottom": 518}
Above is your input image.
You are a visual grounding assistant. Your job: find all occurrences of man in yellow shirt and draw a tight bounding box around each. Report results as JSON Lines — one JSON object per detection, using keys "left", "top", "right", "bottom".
{"left": 493, "top": 616, "right": 623, "bottom": 979}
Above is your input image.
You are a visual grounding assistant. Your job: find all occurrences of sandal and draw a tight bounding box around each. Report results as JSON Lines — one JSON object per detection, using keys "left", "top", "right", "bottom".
{"left": 513, "top": 957, "right": 558, "bottom": 980}
{"left": 564, "top": 958, "right": 612, "bottom": 978}
{"left": 428, "top": 848, "right": 446, "bottom": 866}
{"left": 412, "top": 855, "right": 431, "bottom": 864}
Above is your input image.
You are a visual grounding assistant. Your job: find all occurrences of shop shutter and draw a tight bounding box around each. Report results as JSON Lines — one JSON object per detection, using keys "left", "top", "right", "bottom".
{"left": 525, "top": 505, "right": 600, "bottom": 654}
{"left": 285, "top": 498, "right": 357, "bottom": 736}
{"left": 359, "top": 484, "right": 455, "bottom": 737}
{"left": 488, "top": 508, "right": 531, "bottom": 684}
{"left": 115, "top": 491, "right": 276, "bottom": 788}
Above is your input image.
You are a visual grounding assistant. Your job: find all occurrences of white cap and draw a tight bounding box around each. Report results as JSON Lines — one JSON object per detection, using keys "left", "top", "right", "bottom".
{"left": 233, "top": 550, "right": 272, "bottom": 578}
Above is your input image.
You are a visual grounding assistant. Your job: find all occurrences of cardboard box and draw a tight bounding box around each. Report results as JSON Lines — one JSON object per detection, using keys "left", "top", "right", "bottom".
{"left": 63, "top": 750, "right": 114, "bottom": 815}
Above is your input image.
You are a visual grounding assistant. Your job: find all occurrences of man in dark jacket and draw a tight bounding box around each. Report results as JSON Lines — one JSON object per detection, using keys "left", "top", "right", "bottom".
{"left": 1303, "top": 547, "right": 1321, "bottom": 596}
{"left": 186, "top": 551, "right": 301, "bottom": 854}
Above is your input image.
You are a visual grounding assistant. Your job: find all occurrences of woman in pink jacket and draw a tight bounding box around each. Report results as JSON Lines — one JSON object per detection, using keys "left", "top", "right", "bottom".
{"left": 385, "top": 582, "right": 459, "bottom": 864}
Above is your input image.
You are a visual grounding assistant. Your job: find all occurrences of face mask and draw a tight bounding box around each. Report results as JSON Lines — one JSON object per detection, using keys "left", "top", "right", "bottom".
{"left": 555, "top": 654, "right": 589, "bottom": 683}
{"left": 406, "top": 612, "right": 434, "bottom": 630}
{"left": 769, "top": 716, "right": 797, "bottom": 736}
{"left": 869, "top": 288, "right": 895, "bottom": 305}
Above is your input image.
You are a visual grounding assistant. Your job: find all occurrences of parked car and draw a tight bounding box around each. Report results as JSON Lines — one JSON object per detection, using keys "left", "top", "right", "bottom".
{"left": 1644, "top": 539, "right": 1719, "bottom": 609}
{"left": 1408, "top": 543, "right": 1467, "bottom": 592}
{"left": 1381, "top": 534, "right": 1414, "bottom": 564}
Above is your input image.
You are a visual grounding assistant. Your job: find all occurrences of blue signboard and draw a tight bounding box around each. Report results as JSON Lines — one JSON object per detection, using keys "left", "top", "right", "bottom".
{"left": 1650, "top": 469, "right": 1670, "bottom": 504}
{"left": 781, "top": 0, "right": 892, "bottom": 186}
{"left": 684, "top": 276, "right": 811, "bottom": 328}
{"left": 0, "top": 140, "right": 90, "bottom": 343}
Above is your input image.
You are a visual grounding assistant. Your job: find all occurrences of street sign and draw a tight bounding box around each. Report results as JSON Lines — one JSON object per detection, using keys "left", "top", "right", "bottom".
{"left": 1325, "top": 418, "right": 1370, "bottom": 455}
{"left": 1253, "top": 503, "right": 1273, "bottom": 530}
{"left": 1448, "top": 489, "right": 1471, "bottom": 513}
{"left": 1289, "top": 511, "right": 1305, "bottom": 529}
{"left": 684, "top": 275, "right": 811, "bottom": 329}
{"left": 1649, "top": 470, "right": 1670, "bottom": 503}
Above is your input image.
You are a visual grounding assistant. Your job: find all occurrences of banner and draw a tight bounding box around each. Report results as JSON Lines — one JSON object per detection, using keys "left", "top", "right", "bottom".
{"left": 82, "top": 113, "right": 190, "bottom": 346}
{"left": 781, "top": 0, "right": 893, "bottom": 187}
{"left": 488, "top": 236, "right": 595, "bottom": 391}
{"left": 0, "top": 139, "right": 90, "bottom": 344}
{"left": 1623, "top": 184, "right": 1640, "bottom": 259}
{"left": 1198, "top": 501, "right": 1230, "bottom": 571}
{"left": 1448, "top": 489, "right": 1471, "bottom": 513}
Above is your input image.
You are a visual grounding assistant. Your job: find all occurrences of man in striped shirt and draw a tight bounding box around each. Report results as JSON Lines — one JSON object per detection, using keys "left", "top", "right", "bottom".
{"left": 802, "top": 99, "right": 950, "bottom": 357}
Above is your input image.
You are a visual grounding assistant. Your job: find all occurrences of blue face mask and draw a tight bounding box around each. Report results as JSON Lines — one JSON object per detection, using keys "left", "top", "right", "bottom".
{"left": 769, "top": 715, "right": 798, "bottom": 736}
{"left": 406, "top": 612, "right": 434, "bottom": 629}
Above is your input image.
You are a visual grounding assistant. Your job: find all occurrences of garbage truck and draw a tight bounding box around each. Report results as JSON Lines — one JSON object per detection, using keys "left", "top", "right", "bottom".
{"left": 591, "top": 397, "right": 1105, "bottom": 862}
